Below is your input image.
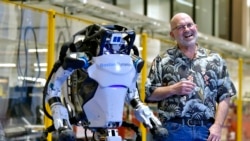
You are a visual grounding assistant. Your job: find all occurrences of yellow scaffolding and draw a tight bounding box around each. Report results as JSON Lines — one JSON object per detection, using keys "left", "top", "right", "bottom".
{"left": 140, "top": 33, "right": 148, "bottom": 141}
{"left": 237, "top": 58, "right": 243, "bottom": 141}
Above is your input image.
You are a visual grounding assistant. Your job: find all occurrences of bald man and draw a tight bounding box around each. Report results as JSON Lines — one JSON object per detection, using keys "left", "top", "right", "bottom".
{"left": 145, "top": 13, "right": 236, "bottom": 141}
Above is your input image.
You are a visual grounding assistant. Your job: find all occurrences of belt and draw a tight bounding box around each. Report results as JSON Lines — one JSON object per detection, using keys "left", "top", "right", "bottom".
{"left": 168, "top": 118, "right": 214, "bottom": 126}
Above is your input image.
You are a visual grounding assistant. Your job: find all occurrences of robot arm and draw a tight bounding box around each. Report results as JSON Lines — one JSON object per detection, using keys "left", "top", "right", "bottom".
{"left": 126, "top": 55, "right": 168, "bottom": 138}
{"left": 126, "top": 88, "right": 162, "bottom": 129}
{"left": 45, "top": 48, "right": 91, "bottom": 131}
{"left": 126, "top": 83, "right": 168, "bottom": 138}
{"left": 46, "top": 67, "right": 74, "bottom": 131}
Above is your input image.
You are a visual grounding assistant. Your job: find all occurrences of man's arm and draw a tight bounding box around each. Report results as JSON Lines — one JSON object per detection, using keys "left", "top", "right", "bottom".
{"left": 147, "top": 80, "right": 196, "bottom": 101}
{"left": 208, "top": 97, "right": 231, "bottom": 141}
{"left": 214, "top": 97, "right": 231, "bottom": 127}
{"left": 147, "top": 85, "right": 175, "bottom": 101}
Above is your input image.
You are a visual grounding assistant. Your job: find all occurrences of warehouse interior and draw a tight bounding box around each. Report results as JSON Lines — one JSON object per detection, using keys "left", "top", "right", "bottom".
{"left": 0, "top": 0, "right": 250, "bottom": 141}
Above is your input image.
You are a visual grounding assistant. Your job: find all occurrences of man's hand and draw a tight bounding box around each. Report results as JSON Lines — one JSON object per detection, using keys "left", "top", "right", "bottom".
{"left": 172, "top": 80, "right": 196, "bottom": 95}
{"left": 207, "top": 123, "right": 222, "bottom": 141}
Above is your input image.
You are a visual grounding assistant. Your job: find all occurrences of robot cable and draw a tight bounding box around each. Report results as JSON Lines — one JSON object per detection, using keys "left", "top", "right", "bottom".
{"left": 16, "top": 4, "right": 27, "bottom": 97}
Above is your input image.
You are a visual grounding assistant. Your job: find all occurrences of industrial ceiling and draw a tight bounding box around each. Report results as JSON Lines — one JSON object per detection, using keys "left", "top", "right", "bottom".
{"left": 35, "top": 0, "right": 250, "bottom": 61}
{"left": 3, "top": 0, "right": 250, "bottom": 79}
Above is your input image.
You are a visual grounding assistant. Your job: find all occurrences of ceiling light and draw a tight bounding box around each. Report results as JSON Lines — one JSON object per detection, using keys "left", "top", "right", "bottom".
{"left": 33, "top": 63, "right": 47, "bottom": 67}
{"left": 18, "top": 76, "right": 46, "bottom": 86}
{"left": 0, "top": 79, "right": 8, "bottom": 83}
{"left": 137, "top": 46, "right": 143, "bottom": 51}
{"left": 28, "top": 49, "right": 48, "bottom": 53}
{"left": 176, "top": 0, "right": 193, "bottom": 7}
{"left": 34, "top": 68, "right": 47, "bottom": 72}
{"left": 0, "top": 63, "right": 16, "bottom": 67}
{"left": 81, "top": 0, "right": 87, "bottom": 4}
{"left": 120, "top": 11, "right": 124, "bottom": 16}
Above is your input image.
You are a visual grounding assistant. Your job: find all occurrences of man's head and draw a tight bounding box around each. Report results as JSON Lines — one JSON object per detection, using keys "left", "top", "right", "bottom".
{"left": 170, "top": 13, "right": 198, "bottom": 48}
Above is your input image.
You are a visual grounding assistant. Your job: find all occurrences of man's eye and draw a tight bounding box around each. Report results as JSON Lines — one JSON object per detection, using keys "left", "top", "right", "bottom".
{"left": 187, "top": 23, "right": 193, "bottom": 28}
{"left": 177, "top": 26, "right": 184, "bottom": 30}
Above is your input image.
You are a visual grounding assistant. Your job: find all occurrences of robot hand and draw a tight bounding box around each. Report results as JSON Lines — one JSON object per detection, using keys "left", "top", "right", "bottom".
{"left": 134, "top": 104, "right": 168, "bottom": 138}
{"left": 134, "top": 104, "right": 160, "bottom": 128}
{"left": 51, "top": 104, "right": 72, "bottom": 131}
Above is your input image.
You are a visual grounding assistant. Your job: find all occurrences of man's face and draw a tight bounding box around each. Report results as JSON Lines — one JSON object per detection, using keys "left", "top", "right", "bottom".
{"left": 170, "top": 15, "right": 198, "bottom": 47}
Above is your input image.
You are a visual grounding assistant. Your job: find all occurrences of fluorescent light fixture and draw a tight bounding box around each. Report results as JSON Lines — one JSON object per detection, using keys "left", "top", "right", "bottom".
{"left": 137, "top": 46, "right": 143, "bottom": 51}
{"left": 176, "top": 0, "right": 193, "bottom": 7}
{"left": 0, "top": 63, "right": 16, "bottom": 67}
{"left": 0, "top": 79, "right": 8, "bottom": 83}
{"left": 120, "top": 11, "right": 124, "bottom": 16}
{"left": 248, "top": 0, "right": 250, "bottom": 7}
{"left": 18, "top": 76, "right": 46, "bottom": 86}
{"left": 34, "top": 68, "right": 47, "bottom": 72}
{"left": 34, "top": 63, "right": 47, "bottom": 67}
{"left": 81, "top": 0, "right": 87, "bottom": 4}
{"left": 28, "top": 48, "right": 48, "bottom": 53}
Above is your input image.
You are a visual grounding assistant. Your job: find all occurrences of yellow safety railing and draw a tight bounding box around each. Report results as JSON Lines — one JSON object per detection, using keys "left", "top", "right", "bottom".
{"left": 140, "top": 33, "right": 148, "bottom": 141}
{"left": 44, "top": 9, "right": 56, "bottom": 141}
{"left": 237, "top": 58, "right": 243, "bottom": 141}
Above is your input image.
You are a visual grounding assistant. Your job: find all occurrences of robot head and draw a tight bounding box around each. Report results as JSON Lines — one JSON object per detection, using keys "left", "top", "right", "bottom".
{"left": 72, "top": 24, "right": 136, "bottom": 57}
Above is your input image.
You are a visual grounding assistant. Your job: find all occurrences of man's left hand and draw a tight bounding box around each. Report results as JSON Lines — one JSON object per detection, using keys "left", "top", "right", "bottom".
{"left": 207, "top": 123, "right": 222, "bottom": 141}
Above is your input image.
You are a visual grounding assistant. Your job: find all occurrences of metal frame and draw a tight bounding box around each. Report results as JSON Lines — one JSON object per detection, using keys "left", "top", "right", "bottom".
{"left": 47, "top": 0, "right": 250, "bottom": 60}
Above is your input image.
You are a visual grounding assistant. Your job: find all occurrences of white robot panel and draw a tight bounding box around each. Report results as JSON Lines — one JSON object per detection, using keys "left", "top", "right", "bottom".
{"left": 88, "top": 54, "right": 136, "bottom": 87}
{"left": 82, "top": 87, "right": 127, "bottom": 128}
{"left": 85, "top": 54, "right": 137, "bottom": 128}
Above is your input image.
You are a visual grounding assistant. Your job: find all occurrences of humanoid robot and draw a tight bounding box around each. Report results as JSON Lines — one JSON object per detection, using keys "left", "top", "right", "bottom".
{"left": 42, "top": 24, "right": 167, "bottom": 141}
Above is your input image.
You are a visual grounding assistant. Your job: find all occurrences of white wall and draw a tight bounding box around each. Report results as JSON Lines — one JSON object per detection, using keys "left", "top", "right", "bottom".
{"left": 147, "top": 0, "right": 170, "bottom": 22}
{"left": 242, "top": 0, "right": 250, "bottom": 48}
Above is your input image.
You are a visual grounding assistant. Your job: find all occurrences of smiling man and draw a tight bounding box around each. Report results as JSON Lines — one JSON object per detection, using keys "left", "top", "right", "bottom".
{"left": 145, "top": 13, "right": 236, "bottom": 141}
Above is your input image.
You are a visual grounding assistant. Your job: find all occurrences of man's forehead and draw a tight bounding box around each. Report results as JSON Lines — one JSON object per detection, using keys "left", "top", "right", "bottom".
{"left": 172, "top": 15, "right": 193, "bottom": 24}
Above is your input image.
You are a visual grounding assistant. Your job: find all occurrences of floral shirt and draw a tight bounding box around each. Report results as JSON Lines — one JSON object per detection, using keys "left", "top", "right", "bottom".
{"left": 145, "top": 46, "right": 236, "bottom": 123}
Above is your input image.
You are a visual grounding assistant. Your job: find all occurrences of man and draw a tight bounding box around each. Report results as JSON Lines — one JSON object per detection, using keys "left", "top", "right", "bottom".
{"left": 145, "top": 12, "right": 236, "bottom": 141}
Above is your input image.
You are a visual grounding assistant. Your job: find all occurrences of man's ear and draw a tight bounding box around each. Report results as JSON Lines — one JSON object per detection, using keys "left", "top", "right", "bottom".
{"left": 170, "top": 31, "right": 175, "bottom": 40}
{"left": 195, "top": 24, "right": 198, "bottom": 30}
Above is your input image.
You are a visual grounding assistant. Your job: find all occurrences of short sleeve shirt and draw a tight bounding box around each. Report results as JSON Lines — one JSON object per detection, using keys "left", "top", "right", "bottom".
{"left": 145, "top": 46, "right": 236, "bottom": 122}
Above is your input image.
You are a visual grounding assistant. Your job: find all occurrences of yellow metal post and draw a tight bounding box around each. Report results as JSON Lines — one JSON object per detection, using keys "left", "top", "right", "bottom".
{"left": 140, "top": 33, "right": 148, "bottom": 141}
{"left": 237, "top": 58, "right": 243, "bottom": 141}
{"left": 45, "top": 9, "right": 56, "bottom": 141}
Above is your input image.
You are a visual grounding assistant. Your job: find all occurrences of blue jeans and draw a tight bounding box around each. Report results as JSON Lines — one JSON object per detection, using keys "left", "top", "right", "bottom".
{"left": 154, "top": 122, "right": 212, "bottom": 141}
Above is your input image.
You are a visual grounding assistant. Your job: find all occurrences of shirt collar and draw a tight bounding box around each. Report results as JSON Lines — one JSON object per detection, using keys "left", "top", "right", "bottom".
{"left": 167, "top": 44, "right": 208, "bottom": 60}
